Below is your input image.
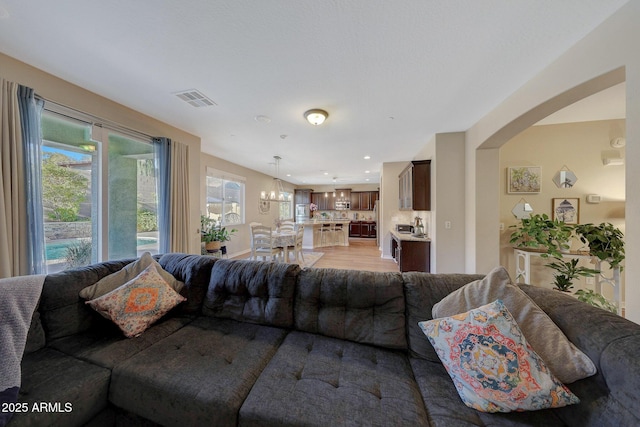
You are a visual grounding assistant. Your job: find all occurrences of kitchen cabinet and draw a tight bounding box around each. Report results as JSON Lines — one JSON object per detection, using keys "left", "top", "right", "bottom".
{"left": 349, "top": 221, "right": 376, "bottom": 238}
{"left": 295, "top": 189, "right": 313, "bottom": 205}
{"left": 311, "top": 192, "right": 334, "bottom": 210}
{"left": 391, "top": 233, "right": 430, "bottom": 272}
{"left": 350, "top": 191, "right": 379, "bottom": 211}
{"left": 349, "top": 221, "right": 361, "bottom": 237}
{"left": 399, "top": 160, "right": 431, "bottom": 211}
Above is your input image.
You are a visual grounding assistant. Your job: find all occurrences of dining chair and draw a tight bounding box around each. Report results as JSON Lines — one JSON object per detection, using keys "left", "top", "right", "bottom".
{"left": 249, "top": 222, "right": 262, "bottom": 260}
{"left": 279, "top": 220, "right": 295, "bottom": 233}
{"left": 251, "top": 225, "right": 281, "bottom": 262}
{"left": 286, "top": 225, "right": 305, "bottom": 264}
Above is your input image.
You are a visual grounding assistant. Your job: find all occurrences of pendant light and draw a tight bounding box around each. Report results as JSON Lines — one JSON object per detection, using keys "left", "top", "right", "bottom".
{"left": 261, "top": 156, "right": 292, "bottom": 202}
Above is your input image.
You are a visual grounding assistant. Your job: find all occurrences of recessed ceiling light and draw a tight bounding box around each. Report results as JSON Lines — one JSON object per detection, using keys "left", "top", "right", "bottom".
{"left": 365, "top": 178, "right": 370, "bottom": 182}
{"left": 286, "top": 174, "right": 291, "bottom": 177}
{"left": 323, "top": 172, "right": 329, "bottom": 175}
{"left": 364, "top": 155, "right": 371, "bottom": 160}
{"left": 255, "top": 115, "right": 271, "bottom": 123}
{"left": 365, "top": 170, "right": 370, "bottom": 174}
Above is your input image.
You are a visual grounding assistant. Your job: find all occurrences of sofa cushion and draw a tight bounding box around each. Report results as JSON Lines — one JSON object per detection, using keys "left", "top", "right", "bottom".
{"left": 10, "top": 347, "right": 111, "bottom": 427}
{"left": 432, "top": 266, "right": 595, "bottom": 384}
{"left": 420, "top": 300, "right": 579, "bottom": 413}
{"left": 157, "top": 253, "right": 218, "bottom": 314}
{"left": 40, "top": 259, "right": 135, "bottom": 340}
{"left": 239, "top": 331, "right": 428, "bottom": 427}
{"left": 403, "top": 272, "right": 484, "bottom": 361}
{"left": 409, "top": 358, "right": 567, "bottom": 426}
{"left": 48, "top": 315, "right": 193, "bottom": 369}
{"left": 520, "top": 284, "right": 640, "bottom": 426}
{"left": 295, "top": 268, "right": 407, "bottom": 349}
{"left": 85, "top": 264, "right": 186, "bottom": 338}
{"left": 110, "top": 317, "right": 288, "bottom": 427}
{"left": 79, "top": 252, "right": 184, "bottom": 300}
{"left": 203, "top": 259, "right": 300, "bottom": 328}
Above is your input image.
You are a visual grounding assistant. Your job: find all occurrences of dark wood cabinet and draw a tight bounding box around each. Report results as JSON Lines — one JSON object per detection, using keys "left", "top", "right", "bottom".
{"left": 295, "top": 189, "right": 313, "bottom": 205}
{"left": 349, "top": 220, "right": 376, "bottom": 238}
{"left": 399, "top": 160, "right": 431, "bottom": 211}
{"left": 391, "top": 234, "right": 430, "bottom": 272}
{"left": 349, "top": 221, "right": 361, "bottom": 237}
{"left": 311, "top": 192, "right": 331, "bottom": 210}
{"left": 349, "top": 191, "right": 379, "bottom": 211}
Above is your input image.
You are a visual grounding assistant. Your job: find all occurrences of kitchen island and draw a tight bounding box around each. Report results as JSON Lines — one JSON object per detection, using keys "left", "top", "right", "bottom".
{"left": 297, "top": 220, "right": 352, "bottom": 248}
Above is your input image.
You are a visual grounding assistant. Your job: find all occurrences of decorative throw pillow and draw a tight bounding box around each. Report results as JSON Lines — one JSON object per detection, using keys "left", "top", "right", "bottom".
{"left": 432, "top": 266, "right": 595, "bottom": 384}
{"left": 420, "top": 300, "right": 580, "bottom": 413}
{"left": 85, "top": 264, "right": 186, "bottom": 338}
{"left": 79, "top": 252, "right": 184, "bottom": 300}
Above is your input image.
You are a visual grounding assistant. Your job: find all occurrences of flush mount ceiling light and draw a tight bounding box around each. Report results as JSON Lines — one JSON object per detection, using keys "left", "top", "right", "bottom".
{"left": 304, "top": 109, "right": 328, "bottom": 125}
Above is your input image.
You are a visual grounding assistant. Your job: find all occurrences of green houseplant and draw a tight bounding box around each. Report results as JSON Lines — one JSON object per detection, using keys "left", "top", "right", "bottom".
{"left": 574, "top": 222, "right": 625, "bottom": 269}
{"left": 574, "top": 289, "right": 618, "bottom": 313}
{"left": 509, "top": 213, "right": 573, "bottom": 259}
{"left": 546, "top": 258, "right": 599, "bottom": 292}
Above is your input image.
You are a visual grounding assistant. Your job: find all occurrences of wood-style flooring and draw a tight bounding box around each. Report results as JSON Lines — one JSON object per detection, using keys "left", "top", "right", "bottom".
{"left": 232, "top": 238, "right": 399, "bottom": 272}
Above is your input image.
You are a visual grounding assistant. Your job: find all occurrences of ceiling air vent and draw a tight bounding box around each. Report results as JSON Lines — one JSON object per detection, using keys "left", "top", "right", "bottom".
{"left": 173, "top": 89, "right": 217, "bottom": 108}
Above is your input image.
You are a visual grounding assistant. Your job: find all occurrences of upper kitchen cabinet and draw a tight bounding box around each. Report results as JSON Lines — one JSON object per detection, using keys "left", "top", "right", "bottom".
{"left": 399, "top": 160, "right": 431, "bottom": 211}
{"left": 350, "top": 191, "right": 379, "bottom": 211}
{"left": 295, "top": 189, "right": 313, "bottom": 205}
{"left": 311, "top": 192, "right": 335, "bottom": 210}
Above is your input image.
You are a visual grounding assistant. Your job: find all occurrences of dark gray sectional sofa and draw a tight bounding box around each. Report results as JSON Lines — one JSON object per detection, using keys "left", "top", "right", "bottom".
{"left": 10, "top": 253, "right": 640, "bottom": 426}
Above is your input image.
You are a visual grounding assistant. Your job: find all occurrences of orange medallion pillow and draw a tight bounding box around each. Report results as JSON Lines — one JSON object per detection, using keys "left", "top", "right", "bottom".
{"left": 86, "top": 264, "right": 186, "bottom": 338}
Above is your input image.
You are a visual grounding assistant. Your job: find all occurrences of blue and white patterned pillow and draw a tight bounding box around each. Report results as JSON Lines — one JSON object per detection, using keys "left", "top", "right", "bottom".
{"left": 419, "top": 299, "right": 580, "bottom": 413}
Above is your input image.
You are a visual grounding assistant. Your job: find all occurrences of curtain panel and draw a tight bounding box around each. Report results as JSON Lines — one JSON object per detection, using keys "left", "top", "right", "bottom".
{"left": 170, "top": 141, "right": 190, "bottom": 253}
{"left": 0, "top": 79, "right": 27, "bottom": 278}
{"left": 18, "top": 86, "right": 45, "bottom": 275}
{"left": 154, "top": 137, "right": 171, "bottom": 254}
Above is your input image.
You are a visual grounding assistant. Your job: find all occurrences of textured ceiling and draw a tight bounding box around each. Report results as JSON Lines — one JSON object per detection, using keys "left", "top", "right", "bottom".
{"left": 0, "top": 0, "right": 627, "bottom": 185}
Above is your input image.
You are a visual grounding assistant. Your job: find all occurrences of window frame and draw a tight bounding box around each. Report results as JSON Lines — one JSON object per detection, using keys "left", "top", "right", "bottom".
{"left": 205, "top": 167, "right": 246, "bottom": 226}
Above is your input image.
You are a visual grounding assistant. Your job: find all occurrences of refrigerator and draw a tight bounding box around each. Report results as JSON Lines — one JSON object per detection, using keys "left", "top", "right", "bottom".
{"left": 295, "top": 204, "right": 310, "bottom": 223}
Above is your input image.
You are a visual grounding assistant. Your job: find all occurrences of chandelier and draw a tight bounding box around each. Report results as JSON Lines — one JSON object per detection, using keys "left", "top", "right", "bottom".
{"left": 261, "top": 156, "right": 292, "bottom": 202}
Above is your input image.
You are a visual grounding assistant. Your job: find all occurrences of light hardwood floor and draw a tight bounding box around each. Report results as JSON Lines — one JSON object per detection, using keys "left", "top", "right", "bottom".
{"left": 232, "top": 238, "right": 399, "bottom": 272}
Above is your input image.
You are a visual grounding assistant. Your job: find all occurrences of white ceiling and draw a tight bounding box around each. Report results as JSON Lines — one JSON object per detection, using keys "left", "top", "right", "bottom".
{"left": 0, "top": 1, "right": 627, "bottom": 186}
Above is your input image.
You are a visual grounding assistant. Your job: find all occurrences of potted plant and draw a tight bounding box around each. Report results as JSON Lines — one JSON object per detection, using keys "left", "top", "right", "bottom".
{"left": 546, "top": 258, "right": 600, "bottom": 292}
{"left": 574, "top": 289, "right": 618, "bottom": 313}
{"left": 509, "top": 213, "right": 573, "bottom": 258}
{"left": 574, "top": 222, "right": 625, "bottom": 269}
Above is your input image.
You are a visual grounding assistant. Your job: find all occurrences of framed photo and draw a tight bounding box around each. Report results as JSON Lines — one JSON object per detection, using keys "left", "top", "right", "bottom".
{"left": 552, "top": 198, "right": 580, "bottom": 224}
{"left": 508, "top": 166, "right": 541, "bottom": 194}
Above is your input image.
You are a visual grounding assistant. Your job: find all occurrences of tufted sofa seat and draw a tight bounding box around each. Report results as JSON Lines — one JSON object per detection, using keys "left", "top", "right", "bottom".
{"left": 9, "top": 254, "right": 640, "bottom": 427}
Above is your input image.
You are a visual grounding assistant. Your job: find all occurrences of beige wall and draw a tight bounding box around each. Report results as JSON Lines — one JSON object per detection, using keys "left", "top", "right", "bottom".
{"left": 0, "top": 52, "right": 203, "bottom": 254}
{"left": 465, "top": 1, "right": 640, "bottom": 323}
{"left": 499, "top": 120, "right": 625, "bottom": 297}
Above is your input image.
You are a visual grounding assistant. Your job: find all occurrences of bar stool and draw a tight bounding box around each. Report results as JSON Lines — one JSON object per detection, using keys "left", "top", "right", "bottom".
{"left": 333, "top": 223, "right": 345, "bottom": 245}
{"left": 319, "top": 223, "right": 333, "bottom": 246}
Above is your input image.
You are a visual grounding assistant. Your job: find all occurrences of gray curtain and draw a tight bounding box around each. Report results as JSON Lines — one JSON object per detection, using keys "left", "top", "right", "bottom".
{"left": 0, "top": 79, "right": 27, "bottom": 278}
{"left": 18, "top": 86, "right": 45, "bottom": 274}
{"left": 154, "top": 137, "right": 171, "bottom": 253}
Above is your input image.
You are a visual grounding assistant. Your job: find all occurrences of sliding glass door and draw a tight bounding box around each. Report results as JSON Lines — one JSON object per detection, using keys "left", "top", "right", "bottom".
{"left": 41, "top": 110, "right": 159, "bottom": 272}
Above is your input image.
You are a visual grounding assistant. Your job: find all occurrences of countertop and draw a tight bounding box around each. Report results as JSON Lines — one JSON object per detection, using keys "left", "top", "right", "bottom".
{"left": 298, "top": 219, "right": 352, "bottom": 225}
{"left": 390, "top": 229, "right": 431, "bottom": 242}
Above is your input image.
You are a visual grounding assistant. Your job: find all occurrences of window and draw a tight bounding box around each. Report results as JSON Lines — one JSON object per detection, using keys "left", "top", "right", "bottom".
{"left": 279, "top": 192, "right": 293, "bottom": 219}
{"left": 41, "top": 108, "right": 159, "bottom": 273}
{"left": 206, "top": 168, "right": 245, "bottom": 226}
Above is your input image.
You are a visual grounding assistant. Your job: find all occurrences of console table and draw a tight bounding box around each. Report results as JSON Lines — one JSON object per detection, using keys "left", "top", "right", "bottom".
{"left": 514, "top": 248, "right": 621, "bottom": 315}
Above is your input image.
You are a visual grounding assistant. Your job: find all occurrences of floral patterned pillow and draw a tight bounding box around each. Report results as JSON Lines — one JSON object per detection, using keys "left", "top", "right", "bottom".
{"left": 419, "top": 299, "right": 580, "bottom": 413}
{"left": 86, "top": 264, "right": 186, "bottom": 338}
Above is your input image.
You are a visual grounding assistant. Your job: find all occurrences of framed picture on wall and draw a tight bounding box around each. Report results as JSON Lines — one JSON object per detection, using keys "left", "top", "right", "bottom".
{"left": 507, "top": 166, "right": 541, "bottom": 194}
{"left": 552, "top": 198, "right": 580, "bottom": 224}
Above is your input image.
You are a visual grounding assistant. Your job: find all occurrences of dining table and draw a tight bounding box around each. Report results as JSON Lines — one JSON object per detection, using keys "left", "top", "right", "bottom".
{"left": 272, "top": 230, "right": 296, "bottom": 262}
